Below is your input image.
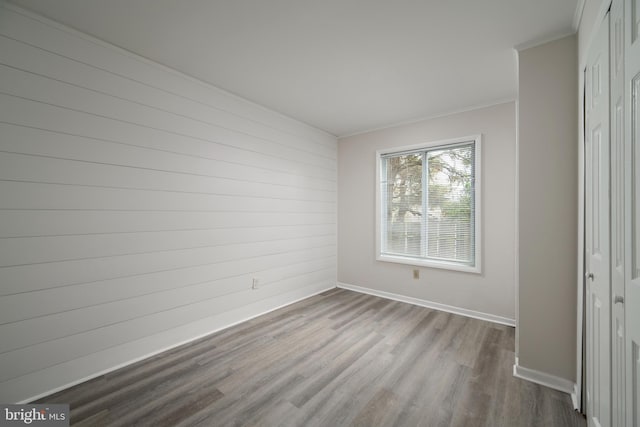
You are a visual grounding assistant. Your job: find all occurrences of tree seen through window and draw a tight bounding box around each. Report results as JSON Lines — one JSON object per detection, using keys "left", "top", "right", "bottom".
{"left": 382, "top": 143, "right": 474, "bottom": 265}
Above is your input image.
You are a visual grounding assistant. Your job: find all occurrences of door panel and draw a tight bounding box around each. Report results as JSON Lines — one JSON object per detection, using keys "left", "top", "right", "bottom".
{"left": 626, "top": 0, "right": 640, "bottom": 425}
{"left": 613, "top": 317, "right": 624, "bottom": 424}
{"left": 632, "top": 342, "right": 640, "bottom": 425}
{"left": 586, "top": 13, "right": 611, "bottom": 427}
{"left": 610, "top": 1, "right": 626, "bottom": 425}
{"left": 627, "top": 70, "right": 640, "bottom": 427}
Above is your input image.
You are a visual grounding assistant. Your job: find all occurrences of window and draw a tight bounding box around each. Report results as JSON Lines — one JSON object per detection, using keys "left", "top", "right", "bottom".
{"left": 376, "top": 135, "right": 481, "bottom": 273}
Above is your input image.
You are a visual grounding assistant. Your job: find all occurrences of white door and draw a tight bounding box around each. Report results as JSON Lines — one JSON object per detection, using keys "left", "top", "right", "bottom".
{"left": 585, "top": 12, "right": 611, "bottom": 427}
{"left": 625, "top": 0, "right": 640, "bottom": 424}
{"left": 609, "top": 0, "right": 626, "bottom": 425}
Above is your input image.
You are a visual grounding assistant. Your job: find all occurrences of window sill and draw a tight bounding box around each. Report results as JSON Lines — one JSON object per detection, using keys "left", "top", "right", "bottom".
{"left": 377, "top": 254, "right": 481, "bottom": 274}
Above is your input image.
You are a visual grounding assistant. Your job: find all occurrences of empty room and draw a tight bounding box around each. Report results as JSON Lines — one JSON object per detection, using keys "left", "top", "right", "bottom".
{"left": 0, "top": 0, "right": 638, "bottom": 426}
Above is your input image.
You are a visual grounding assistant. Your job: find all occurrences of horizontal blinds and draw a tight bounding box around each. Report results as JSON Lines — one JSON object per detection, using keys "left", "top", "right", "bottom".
{"left": 381, "top": 152, "right": 423, "bottom": 258}
{"left": 381, "top": 142, "right": 475, "bottom": 266}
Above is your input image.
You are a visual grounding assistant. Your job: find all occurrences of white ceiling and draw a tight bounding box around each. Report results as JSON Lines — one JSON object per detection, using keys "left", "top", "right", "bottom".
{"left": 9, "top": 0, "right": 580, "bottom": 137}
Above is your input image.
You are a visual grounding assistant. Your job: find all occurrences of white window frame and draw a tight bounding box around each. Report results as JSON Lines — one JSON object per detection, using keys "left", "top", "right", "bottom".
{"left": 375, "top": 134, "right": 482, "bottom": 274}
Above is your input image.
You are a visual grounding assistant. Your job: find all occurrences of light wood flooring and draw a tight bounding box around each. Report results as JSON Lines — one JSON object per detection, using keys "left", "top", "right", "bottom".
{"left": 38, "top": 288, "right": 586, "bottom": 426}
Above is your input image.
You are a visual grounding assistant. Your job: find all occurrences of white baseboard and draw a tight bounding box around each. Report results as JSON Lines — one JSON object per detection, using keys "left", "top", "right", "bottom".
{"left": 571, "top": 383, "right": 581, "bottom": 411}
{"left": 512, "top": 358, "right": 576, "bottom": 395}
{"left": 337, "top": 282, "right": 515, "bottom": 327}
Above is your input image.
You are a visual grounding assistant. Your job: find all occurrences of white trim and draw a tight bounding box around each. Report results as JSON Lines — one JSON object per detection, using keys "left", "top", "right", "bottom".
{"left": 573, "top": 0, "right": 587, "bottom": 32}
{"left": 514, "top": 50, "right": 521, "bottom": 361}
{"left": 18, "top": 285, "right": 336, "bottom": 404}
{"left": 376, "top": 254, "right": 480, "bottom": 274}
{"left": 338, "top": 99, "right": 515, "bottom": 139}
{"left": 575, "top": 65, "right": 586, "bottom": 414}
{"left": 571, "top": 383, "right": 580, "bottom": 411}
{"left": 514, "top": 30, "right": 577, "bottom": 52}
{"left": 375, "top": 134, "right": 481, "bottom": 157}
{"left": 337, "top": 282, "right": 515, "bottom": 327}
{"left": 375, "top": 135, "right": 482, "bottom": 275}
{"left": 512, "top": 358, "right": 577, "bottom": 395}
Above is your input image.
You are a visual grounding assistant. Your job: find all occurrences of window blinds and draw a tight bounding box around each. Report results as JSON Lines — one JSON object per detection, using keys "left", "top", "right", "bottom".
{"left": 380, "top": 142, "right": 475, "bottom": 266}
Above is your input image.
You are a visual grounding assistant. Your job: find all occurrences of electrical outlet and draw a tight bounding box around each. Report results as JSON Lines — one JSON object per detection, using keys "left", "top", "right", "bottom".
{"left": 252, "top": 278, "right": 260, "bottom": 289}
{"left": 413, "top": 269, "right": 419, "bottom": 279}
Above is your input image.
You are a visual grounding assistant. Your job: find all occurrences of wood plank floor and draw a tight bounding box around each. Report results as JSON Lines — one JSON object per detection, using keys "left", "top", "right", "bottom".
{"left": 38, "top": 288, "right": 586, "bottom": 427}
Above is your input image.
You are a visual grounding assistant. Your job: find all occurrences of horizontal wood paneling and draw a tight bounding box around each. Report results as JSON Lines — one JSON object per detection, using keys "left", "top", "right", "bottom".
{"left": 0, "top": 181, "right": 335, "bottom": 212}
{"left": 0, "top": 281, "right": 330, "bottom": 381}
{"left": 0, "top": 124, "right": 335, "bottom": 191}
{"left": 0, "top": 94, "right": 336, "bottom": 181}
{"left": 0, "top": 152, "right": 335, "bottom": 202}
{"left": 0, "top": 231, "right": 335, "bottom": 267}
{"left": 0, "top": 255, "right": 337, "bottom": 324}
{"left": 2, "top": 281, "right": 331, "bottom": 404}
{"left": 0, "top": 277, "right": 334, "bottom": 383}
{"left": 0, "top": 265, "right": 336, "bottom": 356}
{"left": 0, "top": 210, "right": 336, "bottom": 237}
{"left": 0, "top": 21, "right": 335, "bottom": 156}
{"left": 0, "top": 3, "right": 337, "bottom": 403}
{"left": 0, "top": 244, "right": 335, "bottom": 296}
{"left": 0, "top": 68, "right": 334, "bottom": 170}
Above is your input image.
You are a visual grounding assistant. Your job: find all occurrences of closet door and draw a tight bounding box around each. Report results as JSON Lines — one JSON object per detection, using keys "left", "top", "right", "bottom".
{"left": 585, "top": 12, "right": 611, "bottom": 427}
{"left": 625, "top": 0, "right": 640, "bottom": 424}
{"left": 610, "top": 0, "right": 626, "bottom": 425}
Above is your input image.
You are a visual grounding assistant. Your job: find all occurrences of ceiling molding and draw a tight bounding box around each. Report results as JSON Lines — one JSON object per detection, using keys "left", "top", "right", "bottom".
{"left": 514, "top": 29, "right": 577, "bottom": 52}
{"left": 338, "top": 99, "right": 516, "bottom": 140}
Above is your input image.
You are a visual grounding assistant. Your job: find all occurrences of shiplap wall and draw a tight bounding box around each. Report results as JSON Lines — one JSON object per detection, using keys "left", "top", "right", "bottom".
{"left": 0, "top": 3, "right": 337, "bottom": 403}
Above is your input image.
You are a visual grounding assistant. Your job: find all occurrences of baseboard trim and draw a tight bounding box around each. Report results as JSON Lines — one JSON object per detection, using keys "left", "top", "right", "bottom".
{"left": 337, "top": 282, "right": 515, "bottom": 327}
{"left": 512, "top": 359, "right": 576, "bottom": 395}
{"left": 18, "top": 284, "right": 336, "bottom": 404}
{"left": 571, "top": 383, "right": 580, "bottom": 411}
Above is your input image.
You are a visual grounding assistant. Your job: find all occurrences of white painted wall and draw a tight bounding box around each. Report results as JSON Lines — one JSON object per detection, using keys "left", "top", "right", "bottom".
{"left": 338, "top": 102, "right": 516, "bottom": 322}
{"left": 516, "top": 35, "right": 578, "bottom": 383}
{"left": 0, "top": 3, "right": 337, "bottom": 403}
